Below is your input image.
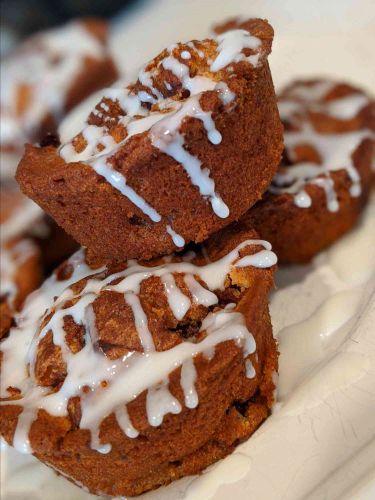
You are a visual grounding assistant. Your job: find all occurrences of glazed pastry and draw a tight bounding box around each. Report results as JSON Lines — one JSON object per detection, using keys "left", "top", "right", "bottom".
{"left": 1, "top": 18, "right": 118, "bottom": 178}
{"left": 0, "top": 189, "right": 42, "bottom": 338}
{"left": 247, "top": 79, "right": 375, "bottom": 264}
{"left": 0, "top": 220, "right": 278, "bottom": 496}
{"left": 16, "top": 18, "right": 283, "bottom": 261}
{"left": 1, "top": 183, "right": 78, "bottom": 274}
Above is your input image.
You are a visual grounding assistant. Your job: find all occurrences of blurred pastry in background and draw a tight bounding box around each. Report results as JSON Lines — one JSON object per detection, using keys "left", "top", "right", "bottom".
{"left": 1, "top": 17, "right": 117, "bottom": 285}
{"left": 0, "top": 17, "right": 118, "bottom": 179}
{"left": 0, "top": 182, "right": 79, "bottom": 339}
{"left": 16, "top": 18, "right": 283, "bottom": 261}
{"left": 0, "top": 188, "right": 42, "bottom": 338}
{"left": 247, "top": 79, "right": 375, "bottom": 264}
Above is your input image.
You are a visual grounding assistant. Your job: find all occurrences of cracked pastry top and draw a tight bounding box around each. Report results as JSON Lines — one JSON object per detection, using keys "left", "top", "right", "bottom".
{"left": 16, "top": 18, "right": 283, "bottom": 261}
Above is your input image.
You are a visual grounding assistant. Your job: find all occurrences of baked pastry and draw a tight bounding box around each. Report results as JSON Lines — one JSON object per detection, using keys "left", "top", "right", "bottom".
{"left": 247, "top": 79, "right": 375, "bottom": 264}
{"left": 0, "top": 220, "right": 278, "bottom": 496}
{"left": 0, "top": 189, "right": 42, "bottom": 338}
{"left": 16, "top": 18, "right": 283, "bottom": 261}
{"left": 1, "top": 18, "right": 118, "bottom": 179}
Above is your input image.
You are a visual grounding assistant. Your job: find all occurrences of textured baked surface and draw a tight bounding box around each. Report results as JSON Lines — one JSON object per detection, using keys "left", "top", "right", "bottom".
{"left": 17, "top": 18, "right": 283, "bottom": 261}
{"left": 0, "top": 220, "right": 277, "bottom": 497}
{"left": 247, "top": 80, "right": 375, "bottom": 264}
{"left": 0, "top": 18, "right": 118, "bottom": 178}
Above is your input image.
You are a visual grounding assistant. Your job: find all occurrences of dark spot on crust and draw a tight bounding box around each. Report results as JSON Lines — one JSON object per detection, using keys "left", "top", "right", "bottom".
{"left": 169, "top": 460, "right": 182, "bottom": 467}
{"left": 40, "top": 133, "right": 61, "bottom": 148}
{"left": 233, "top": 400, "right": 249, "bottom": 416}
{"left": 169, "top": 320, "right": 202, "bottom": 339}
{"left": 128, "top": 214, "right": 149, "bottom": 227}
{"left": 143, "top": 101, "right": 152, "bottom": 111}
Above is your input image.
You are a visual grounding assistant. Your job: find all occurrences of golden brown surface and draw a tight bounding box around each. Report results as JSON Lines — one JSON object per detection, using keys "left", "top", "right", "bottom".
{"left": 247, "top": 80, "right": 375, "bottom": 264}
{"left": 17, "top": 19, "right": 283, "bottom": 262}
{"left": 1, "top": 221, "right": 277, "bottom": 497}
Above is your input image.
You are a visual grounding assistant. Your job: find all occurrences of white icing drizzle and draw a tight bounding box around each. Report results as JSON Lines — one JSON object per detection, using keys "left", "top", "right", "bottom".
{"left": 245, "top": 359, "right": 256, "bottom": 378}
{"left": 294, "top": 189, "right": 312, "bottom": 208}
{"left": 90, "top": 159, "right": 162, "bottom": 223}
{"left": 150, "top": 93, "right": 228, "bottom": 218}
{"left": 272, "top": 83, "right": 374, "bottom": 211}
{"left": 161, "top": 272, "right": 191, "bottom": 320}
{"left": 58, "top": 26, "right": 263, "bottom": 243}
{"left": 325, "top": 93, "right": 369, "bottom": 120}
{"left": 166, "top": 225, "right": 185, "bottom": 247}
{"left": 210, "top": 29, "right": 261, "bottom": 72}
{"left": 183, "top": 274, "right": 218, "bottom": 307}
{"left": 146, "top": 382, "right": 182, "bottom": 427}
{"left": 0, "top": 249, "right": 102, "bottom": 395}
{"left": 181, "top": 50, "right": 191, "bottom": 60}
{"left": 215, "top": 81, "right": 236, "bottom": 105}
{"left": 236, "top": 240, "right": 277, "bottom": 269}
{"left": 310, "top": 176, "right": 339, "bottom": 212}
{"left": 284, "top": 80, "right": 335, "bottom": 102}
{"left": 124, "top": 292, "right": 155, "bottom": 352}
{"left": 12, "top": 408, "right": 36, "bottom": 455}
{"left": 180, "top": 358, "right": 198, "bottom": 408}
{"left": 0, "top": 239, "right": 276, "bottom": 454}
{"left": 1, "top": 20, "right": 106, "bottom": 149}
{"left": 115, "top": 406, "right": 139, "bottom": 439}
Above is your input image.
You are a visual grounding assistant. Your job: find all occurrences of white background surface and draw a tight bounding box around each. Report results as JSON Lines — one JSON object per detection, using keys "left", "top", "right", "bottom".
{"left": 2, "top": 0, "right": 375, "bottom": 499}
{"left": 110, "top": 0, "right": 375, "bottom": 93}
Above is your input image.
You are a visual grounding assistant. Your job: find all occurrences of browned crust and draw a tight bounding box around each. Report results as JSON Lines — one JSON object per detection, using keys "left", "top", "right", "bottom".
{"left": 16, "top": 20, "right": 283, "bottom": 261}
{"left": 1, "top": 18, "right": 118, "bottom": 151}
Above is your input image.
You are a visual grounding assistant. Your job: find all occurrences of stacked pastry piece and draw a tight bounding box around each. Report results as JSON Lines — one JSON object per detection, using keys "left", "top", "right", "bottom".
{"left": 1, "top": 19, "right": 282, "bottom": 496}
{"left": 0, "top": 18, "right": 118, "bottom": 337}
